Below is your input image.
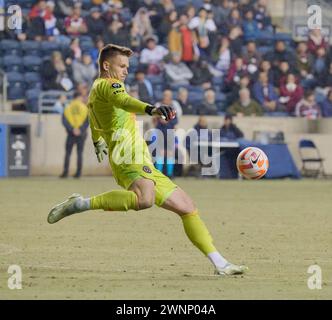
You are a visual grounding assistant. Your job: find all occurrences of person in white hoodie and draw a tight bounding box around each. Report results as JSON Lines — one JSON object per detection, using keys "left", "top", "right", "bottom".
{"left": 165, "top": 52, "right": 194, "bottom": 85}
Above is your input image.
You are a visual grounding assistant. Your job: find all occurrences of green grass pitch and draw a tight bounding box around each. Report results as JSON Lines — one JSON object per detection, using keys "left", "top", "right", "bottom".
{"left": 0, "top": 177, "right": 331, "bottom": 299}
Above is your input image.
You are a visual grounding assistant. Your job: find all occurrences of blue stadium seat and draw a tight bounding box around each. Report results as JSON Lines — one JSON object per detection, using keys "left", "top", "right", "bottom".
{"left": 174, "top": 0, "right": 188, "bottom": 8}
{"left": 21, "top": 40, "right": 41, "bottom": 56}
{"left": 154, "top": 90, "right": 164, "bottom": 102}
{"left": 24, "top": 72, "right": 42, "bottom": 89}
{"left": 274, "top": 33, "right": 293, "bottom": 43}
{"left": 41, "top": 41, "right": 60, "bottom": 56}
{"left": 257, "top": 46, "right": 271, "bottom": 55}
{"left": 191, "top": 0, "right": 204, "bottom": 9}
{"left": 6, "top": 71, "right": 26, "bottom": 100}
{"left": 0, "top": 39, "right": 22, "bottom": 56}
{"left": 23, "top": 55, "right": 42, "bottom": 72}
{"left": 6, "top": 71, "right": 25, "bottom": 84}
{"left": 2, "top": 55, "right": 23, "bottom": 72}
{"left": 212, "top": 76, "right": 223, "bottom": 86}
{"left": 216, "top": 92, "right": 226, "bottom": 102}
{"left": 188, "top": 92, "right": 203, "bottom": 104}
{"left": 80, "top": 41, "right": 95, "bottom": 52}
{"left": 146, "top": 74, "right": 165, "bottom": 86}
{"left": 25, "top": 88, "right": 41, "bottom": 113}
{"left": 15, "top": 0, "right": 35, "bottom": 8}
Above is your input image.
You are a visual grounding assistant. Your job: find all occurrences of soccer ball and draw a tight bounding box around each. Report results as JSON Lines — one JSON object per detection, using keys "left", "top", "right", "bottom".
{"left": 236, "top": 147, "right": 269, "bottom": 180}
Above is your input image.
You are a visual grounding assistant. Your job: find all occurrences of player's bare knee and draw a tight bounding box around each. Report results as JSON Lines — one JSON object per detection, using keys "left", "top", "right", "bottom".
{"left": 137, "top": 195, "right": 154, "bottom": 210}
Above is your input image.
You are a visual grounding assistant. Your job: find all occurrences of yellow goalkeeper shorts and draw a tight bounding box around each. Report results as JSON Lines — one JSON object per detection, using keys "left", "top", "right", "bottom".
{"left": 111, "top": 163, "right": 177, "bottom": 207}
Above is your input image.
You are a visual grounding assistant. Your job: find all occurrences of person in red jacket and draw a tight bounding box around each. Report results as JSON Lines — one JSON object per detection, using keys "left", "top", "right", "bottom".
{"left": 307, "top": 28, "right": 328, "bottom": 56}
{"left": 279, "top": 74, "right": 304, "bottom": 115}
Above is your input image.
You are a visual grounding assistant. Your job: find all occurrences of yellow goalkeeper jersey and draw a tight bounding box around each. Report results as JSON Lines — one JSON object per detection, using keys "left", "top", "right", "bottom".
{"left": 87, "top": 77, "right": 153, "bottom": 167}
{"left": 87, "top": 76, "right": 177, "bottom": 206}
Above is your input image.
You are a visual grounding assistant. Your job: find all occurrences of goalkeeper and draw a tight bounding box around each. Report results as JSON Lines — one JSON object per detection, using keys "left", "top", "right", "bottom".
{"left": 47, "top": 44, "right": 247, "bottom": 276}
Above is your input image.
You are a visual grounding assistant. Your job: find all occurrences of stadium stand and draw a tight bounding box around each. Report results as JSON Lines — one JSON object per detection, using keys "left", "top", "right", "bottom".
{"left": 0, "top": 0, "right": 331, "bottom": 119}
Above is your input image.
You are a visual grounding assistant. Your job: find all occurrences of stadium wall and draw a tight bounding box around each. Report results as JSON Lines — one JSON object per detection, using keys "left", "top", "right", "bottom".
{"left": 0, "top": 113, "right": 331, "bottom": 176}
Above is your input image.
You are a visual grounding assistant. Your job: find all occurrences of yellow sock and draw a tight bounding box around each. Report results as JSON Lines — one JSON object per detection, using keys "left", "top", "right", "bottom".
{"left": 90, "top": 190, "right": 138, "bottom": 211}
{"left": 181, "top": 211, "right": 216, "bottom": 255}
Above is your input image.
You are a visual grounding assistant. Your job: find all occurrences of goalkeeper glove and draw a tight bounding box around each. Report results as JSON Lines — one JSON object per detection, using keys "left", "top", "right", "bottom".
{"left": 93, "top": 137, "right": 108, "bottom": 163}
{"left": 145, "top": 105, "right": 176, "bottom": 121}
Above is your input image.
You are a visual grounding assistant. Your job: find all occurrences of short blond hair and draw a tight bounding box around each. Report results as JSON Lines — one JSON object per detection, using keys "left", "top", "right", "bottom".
{"left": 98, "top": 44, "right": 133, "bottom": 73}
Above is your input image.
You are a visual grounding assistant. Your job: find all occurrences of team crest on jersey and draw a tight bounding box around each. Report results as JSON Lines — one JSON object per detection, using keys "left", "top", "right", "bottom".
{"left": 143, "top": 166, "right": 152, "bottom": 174}
{"left": 112, "top": 83, "right": 122, "bottom": 88}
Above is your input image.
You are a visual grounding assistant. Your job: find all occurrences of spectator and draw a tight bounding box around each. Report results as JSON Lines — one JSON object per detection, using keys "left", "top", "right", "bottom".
{"left": 90, "top": 37, "right": 105, "bottom": 64}
{"left": 307, "top": 28, "right": 328, "bottom": 56}
{"left": 41, "top": 51, "right": 73, "bottom": 91}
{"left": 199, "top": 89, "right": 218, "bottom": 115}
{"left": 273, "top": 60, "right": 297, "bottom": 88}
{"left": 60, "top": 92, "right": 89, "bottom": 179}
{"left": 212, "top": 0, "right": 233, "bottom": 28}
{"left": 188, "top": 7, "right": 217, "bottom": 56}
{"left": 129, "top": 23, "right": 143, "bottom": 53}
{"left": 76, "top": 83, "right": 89, "bottom": 104}
{"left": 226, "top": 74, "right": 251, "bottom": 106}
{"left": 141, "top": 0, "right": 164, "bottom": 31}
{"left": 103, "top": 1, "right": 125, "bottom": 26}
{"left": 132, "top": 7, "right": 154, "bottom": 38}
{"left": 219, "top": 114, "right": 243, "bottom": 179}
{"left": 279, "top": 74, "right": 304, "bottom": 115}
{"left": 225, "top": 57, "right": 248, "bottom": 90}
{"left": 72, "top": 52, "right": 97, "bottom": 87}
{"left": 53, "top": 94, "right": 68, "bottom": 114}
{"left": 28, "top": 0, "right": 47, "bottom": 40}
{"left": 168, "top": 13, "right": 197, "bottom": 64}
{"left": 64, "top": 3, "right": 87, "bottom": 37}
{"left": 252, "top": 72, "right": 280, "bottom": 113}
{"left": 264, "top": 40, "right": 296, "bottom": 68}
{"left": 134, "top": 69, "right": 154, "bottom": 104}
{"left": 185, "top": 115, "right": 212, "bottom": 176}
{"left": 213, "top": 36, "right": 232, "bottom": 75}
{"left": 227, "top": 8, "right": 242, "bottom": 31}
{"left": 254, "top": 0, "right": 273, "bottom": 31}
{"left": 160, "top": 0, "right": 176, "bottom": 15}
{"left": 228, "top": 87, "right": 264, "bottom": 116}
{"left": 165, "top": 53, "right": 193, "bottom": 86}
{"left": 153, "top": 115, "right": 178, "bottom": 178}
{"left": 177, "top": 87, "right": 197, "bottom": 115}
{"left": 140, "top": 36, "right": 169, "bottom": 75}
{"left": 242, "top": 41, "right": 261, "bottom": 77}
{"left": 159, "top": 10, "right": 178, "bottom": 44}
{"left": 259, "top": 60, "right": 274, "bottom": 83}
{"left": 44, "top": 1, "right": 59, "bottom": 39}
{"left": 319, "top": 89, "right": 332, "bottom": 117}
{"left": 228, "top": 26, "right": 244, "bottom": 57}
{"left": 67, "top": 38, "right": 82, "bottom": 61}
{"left": 220, "top": 114, "right": 244, "bottom": 140}
{"left": 85, "top": 6, "right": 106, "bottom": 41}
{"left": 156, "top": 89, "right": 182, "bottom": 118}
{"left": 312, "top": 47, "right": 329, "bottom": 78}
{"left": 296, "top": 42, "right": 314, "bottom": 83}
{"left": 242, "top": 9, "right": 260, "bottom": 41}
{"left": 319, "top": 61, "right": 332, "bottom": 88}
{"left": 295, "top": 91, "right": 321, "bottom": 119}
{"left": 185, "top": 4, "right": 196, "bottom": 22}
{"left": 190, "top": 58, "right": 213, "bottom": 89}
{"left": 103, "top": 20, "right": 129, "bottom": 47}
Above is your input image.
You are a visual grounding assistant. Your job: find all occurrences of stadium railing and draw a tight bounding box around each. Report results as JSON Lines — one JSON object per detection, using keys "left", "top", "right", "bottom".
{"left": 0, "top": 69, "right": 8, "bottom": 112}
{"left": 36, "top": 90, "right": 74, "bottom": 136}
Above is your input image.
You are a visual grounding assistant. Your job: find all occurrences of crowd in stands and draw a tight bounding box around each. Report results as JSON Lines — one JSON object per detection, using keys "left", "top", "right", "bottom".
{"left": 1, "top": 0, "right": 332, "bottom": 119}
